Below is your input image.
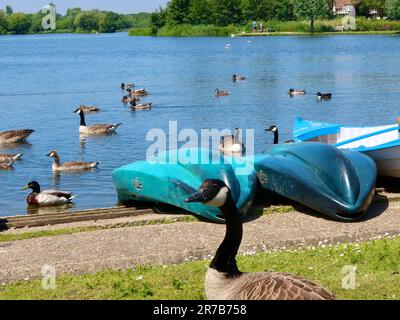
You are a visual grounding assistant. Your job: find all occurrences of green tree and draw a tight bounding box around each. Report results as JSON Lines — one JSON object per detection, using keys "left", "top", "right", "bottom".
{"left": 7, "top": 12, "right": 31, "bottom": 34}
{"left": 386, "top": 0, "right": 400, "bottom": 19}
{"left": 5, "top": 5, "right": 13, "bottom": 15}
{"left": 274, "top": 0, "right": 295, "bottom": 21}
{"left": 99, "top": 12, "right": 120, "bottom": 32}
{"left": 151, "top": 7, "right": 166, "bottom": 29}
{"left": 354, "top": 0, "right": 386, "bottom": 17}
{"left": 188, "top": 0, "right": 212, "bottom": 24}
{"left": 210, "top": 0, "right": 242, "bottom": 26}
{"left": 74, "top": 11, "right": 100, "bottom": 32}
{"left": 294, "top": 0, "right": 330, "bottom": 32}
{"left": 0, "top": 10, "right": 8, "bottom": 34}
{"left": 166, "top": 0, "right": 190, "bottom": 25}
{"left": 30, "top": 12, "right": 43, "bottom": 33}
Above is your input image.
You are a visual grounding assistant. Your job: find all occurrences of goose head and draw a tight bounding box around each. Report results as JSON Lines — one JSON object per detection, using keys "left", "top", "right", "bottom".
{"left": 265, "top": 125, "right": 278, "bottom": 133}
{"left": 73, "top": 108, "right": 83, "bottom": 114}
{"left": 46, "top": 150, "right": 58, "bottom": 158}
{"left": 22, "top": 181, "right": 41, "bottom": 193}
{"left": 185, "top": 179, "right": 230, "bottom": 208}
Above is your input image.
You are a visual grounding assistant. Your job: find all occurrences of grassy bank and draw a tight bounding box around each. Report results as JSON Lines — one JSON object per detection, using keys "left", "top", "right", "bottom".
{"left": 1, "top": 237, "right": 399, "bottom": 299}
{"left": 129, "top": 18, "right": 400, "bottom": 37}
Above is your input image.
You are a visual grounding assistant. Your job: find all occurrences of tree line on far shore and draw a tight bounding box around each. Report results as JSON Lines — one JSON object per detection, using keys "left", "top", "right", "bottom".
{"left": 0, "top": 4, "right": 151, "bottom": 35}
{"left": 150, "top": 0, "right": 400, "bottom": 32}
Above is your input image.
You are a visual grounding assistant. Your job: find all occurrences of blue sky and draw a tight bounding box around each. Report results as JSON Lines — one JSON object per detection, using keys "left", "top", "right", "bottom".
{"left": 0, "top": 0, "right": 169, "bottom": 14}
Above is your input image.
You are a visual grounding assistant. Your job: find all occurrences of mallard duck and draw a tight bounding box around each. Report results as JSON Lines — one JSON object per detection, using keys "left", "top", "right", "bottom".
{"left": 121, "top": 83, "right": 134, "bottom": 89}
{"left": 0, "top": 129, "right": 34, "bottom": 144}
{"left": 22, "top": 181, "right": 76, "bottom": 207}
{"left": 185, "top": 179, "right": 335, "bottom": 300}
{"left": 121, "top": 96, "right": 140, "bottom": 105}
{"left": 316, "top": 92, "right": 332, "bottom": 100}
{"left": 79, "top": 105, "right": 101, "bottom": 113}
{"left": 0, "top": 153, "right": 23, "bottom": 162}
{"left": 232, "top": 74, "right": 245, "bottom": 81}
{"left": 46, "top": 150, "right": 99, "bottom": 172}
{"left": 130, "top": 100, "right": 152, "bottom": 111}
{"left": 0, "top": 161, "right": 13, "bottom": 170}
{"left": 219, "top": 128, "right": 245, "bottom": 155}
{"left": 132, "top": 89, "right": 149, "bottom": 97}
{"left": 288, "top": 88, "right": 306, "bottom": 96}
{"left": 215, "top": 89, "right": 230, "bottom": 97}
{"left": 74, "top": 108, "right": 121, "bottom": 135}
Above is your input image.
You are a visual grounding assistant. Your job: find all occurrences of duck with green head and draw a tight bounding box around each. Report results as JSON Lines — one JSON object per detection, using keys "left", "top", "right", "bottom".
{"left": 22, "top": 181, "right": 76, "bottom": 206}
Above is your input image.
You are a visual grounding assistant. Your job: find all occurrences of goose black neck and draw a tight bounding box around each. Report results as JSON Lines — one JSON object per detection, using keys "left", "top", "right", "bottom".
{"left": 273, "top": 130, "right": 279, "bottom": 144}
{"left": 210, "top": 194, "right": 243, "bottom": 277}
{"left": 79, "top": 112, "right": 86, "bottom": 126}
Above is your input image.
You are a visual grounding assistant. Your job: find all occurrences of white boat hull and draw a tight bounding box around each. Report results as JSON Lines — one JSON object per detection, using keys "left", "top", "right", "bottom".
{"left": 364, "top": 146, "right": 400, "bottom": 178}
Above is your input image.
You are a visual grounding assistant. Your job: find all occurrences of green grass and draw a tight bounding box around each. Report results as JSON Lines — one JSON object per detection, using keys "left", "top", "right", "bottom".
{"left": 1, "top": 237, "right": 399, "bottom": 300}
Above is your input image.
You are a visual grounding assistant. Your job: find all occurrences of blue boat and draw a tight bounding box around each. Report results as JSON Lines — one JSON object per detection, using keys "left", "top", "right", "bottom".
{"left": 112, "top": 148, "right": 257, "bottom": 223}
{"left": 251, "top": 142, "right": 376, "bottom": 221}
{"left": 294, "top": 117, "right": 400, "bottom": 177}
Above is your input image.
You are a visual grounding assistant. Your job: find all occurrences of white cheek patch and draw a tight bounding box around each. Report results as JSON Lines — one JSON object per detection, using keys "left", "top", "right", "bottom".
{"left": 206, "top": 187, "right": 228, "bottom": 207}
{"left": 271, "top": 127, "right": 277, "bottom": 132}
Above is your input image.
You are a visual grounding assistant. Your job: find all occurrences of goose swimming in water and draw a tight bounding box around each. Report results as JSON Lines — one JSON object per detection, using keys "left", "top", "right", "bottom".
{"left": 0, "top": 129, "right": 34, "bottom": 144}
{"left": 22, "top": 181, "right": 76, "bottom": 207}
{"left": 46, "top": 150, "right": 99, "bottom": 172}
{"left": 0, "top": 153, "right": 23, "bottom": 162}
{"left": 265, "top": 125, "right": 295, "bottom": 144}
{"left": 316, "top": 92, "right": 332, "bottom": 100}
{"left": 288, "top": 88, "right": 306, "bottom": 96}
{"left": 74, "top": 108, "right": 121, "bottom": 135}
{"left": 219, "top": 128, "right": 245, "bottom": 155}
{"left": 185, "top": 179, "right": 335, "bottom": 300}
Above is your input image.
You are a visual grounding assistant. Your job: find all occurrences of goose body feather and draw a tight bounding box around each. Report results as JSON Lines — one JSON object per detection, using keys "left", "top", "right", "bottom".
{"left": 0, "top": 153, "right": 23, "bottom": 161}
{"left": 0, "top": 129, "right": 34, "bottom": 144}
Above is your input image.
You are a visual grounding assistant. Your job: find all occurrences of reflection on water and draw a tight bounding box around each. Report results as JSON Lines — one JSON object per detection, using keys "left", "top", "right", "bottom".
{"left": 1, "top": 33, "right": 400, "bottom": 216}
{"left": 26, "top": 204, "right": 76, "bottom": 215}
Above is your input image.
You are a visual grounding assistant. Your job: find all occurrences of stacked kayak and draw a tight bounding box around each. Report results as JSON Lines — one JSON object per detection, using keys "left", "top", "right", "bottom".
{"left": 294, "top": 117, "right": 400, "bottom": 178}
{"left": 112, "top": 148, "right": 257, "bottom": 223}
{"left": 251, "top": 142, "right": 376, "bottom": 221}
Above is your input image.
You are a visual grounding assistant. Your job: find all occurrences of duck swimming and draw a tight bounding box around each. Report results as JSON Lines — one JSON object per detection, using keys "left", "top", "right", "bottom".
{"left": 288, "top": 88, "right": 306, "bottom": 96}
{"left": 129, "top": 100, "right": 152, "bottom": 111}
{"left": 215, "top": 89, "right": 230, "bottom": 97}
{"left": 316, "top": 92, "right": 332, "bottom": 100}
{"left": 79, "top": 105, "right": 101, "bottom": 113}
{"left": 185, "top": 179, "right": 335, "bottom": 300}
{"left": 232, "top": 74, "right": 245, "bottom": 81}
{"left": 46, "top": 150, "right": 99, "bottom": 172}
{"left": 0, "top": 129, "right": 34, "bottom": 144}
{"left": 0, "top": 161, "right": 13, "bottom": 170}
{"left": 74, "top": 108, "right": 121, "bottom": 135}
{"left": 22, "top": 181, "right": 76, "bottom": 207}
{"left": 0, "top": 153, "right": 23, "bottom": 162}
{"left": 132, "top": 89, "right": 149, "bottom": 97}
{"left": 219, "top": 128, "right": 245, "bottom": 155}
{"left": 121, "top": 83, "right": 134, "bottom": 89}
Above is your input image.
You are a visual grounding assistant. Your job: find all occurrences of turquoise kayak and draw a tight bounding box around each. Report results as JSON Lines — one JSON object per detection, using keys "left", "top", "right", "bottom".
{"left": 112, "top": 148, "right": 257, "bottom": 223}
{"left": 251, "top": 142, "right": 376, "bottom": 221}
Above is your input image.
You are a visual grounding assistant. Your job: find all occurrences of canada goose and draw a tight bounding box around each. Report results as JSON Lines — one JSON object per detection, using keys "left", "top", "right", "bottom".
{"left": 185, "top": 179, "right": 335, "bottom": 300}
{"left": 316, "top": 92, "right": 332, "bottom": 100}
{"left": 0, "top": 153, "right": 23, "bottom": 162}
{"left": 46, "top": 150, "right": 99, "bottom": 172}
{"left": 288, "top": 88, "right": 306, "bottom": 96}
{"left": 129, "top": 100, "right": 152, "bottom": 111}
{"left": 74, "top": 108, "right": 121, "bottom": 135}
{"left": 265, "top": 125, "right": 295, "bottom": 144}
{"left": 0, "top": 129, "right": 34, "bottom": 144}
{"left": 219, "top": 128, "right": 245, "bottom": 155}
{"left": 215, "top": 89, "right": 230, "bottom": 97}
{"left": 121, "top": 83, "right": 134, "bottom": 89}
{"left": 79, "top": 105, "right": 101, "bottom": 113}
{"left": 265, "top": 125, "right": 279, "bottom": 144}
{"left": 22, "top": 181, "right": 76, "bottom": 206}
{"left": 0, "top": 161, "right": 13, "bottom": 170}
{"left": 232, "top": 74, "right": 245, "bottom": 81}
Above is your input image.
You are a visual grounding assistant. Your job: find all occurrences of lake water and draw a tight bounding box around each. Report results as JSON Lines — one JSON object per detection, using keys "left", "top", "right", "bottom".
{"left": 0, "top": 33, "right": 399, "bottom": 216}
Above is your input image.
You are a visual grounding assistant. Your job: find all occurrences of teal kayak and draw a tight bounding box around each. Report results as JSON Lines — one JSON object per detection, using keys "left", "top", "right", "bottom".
{"left": 252, "top": 142, "right": 376, "bottom": 221}
{"left": 112, "top": 148, "right": 257, "bottom": 223}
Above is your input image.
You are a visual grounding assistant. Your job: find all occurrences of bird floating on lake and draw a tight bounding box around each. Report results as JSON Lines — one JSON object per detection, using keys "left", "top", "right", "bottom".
{"left": 22, "top": 181, "right": 76, "bottom": 207}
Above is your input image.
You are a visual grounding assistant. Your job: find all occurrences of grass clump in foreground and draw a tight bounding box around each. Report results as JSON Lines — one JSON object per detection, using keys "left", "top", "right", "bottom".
{"left": 1, "top": 237, "right": 399, "bottom": 300}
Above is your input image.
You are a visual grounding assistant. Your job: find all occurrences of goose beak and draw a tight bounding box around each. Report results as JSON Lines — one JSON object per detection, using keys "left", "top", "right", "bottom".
{"left": 21, "top": 184, "right": 29, "bottom": 190}
{"left": 46, "top": 152, "right": 51, "bottom": 156}
{"left": 185, "top": 190, "right": 206, "bottom": 203}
